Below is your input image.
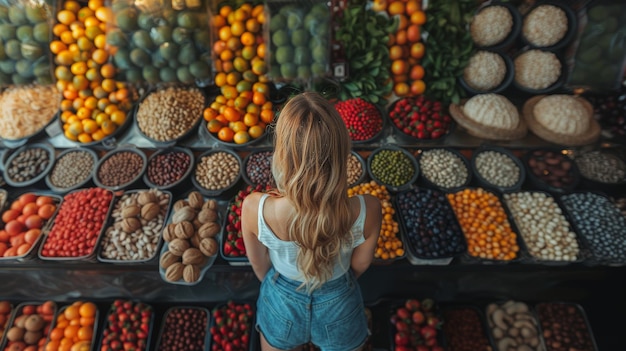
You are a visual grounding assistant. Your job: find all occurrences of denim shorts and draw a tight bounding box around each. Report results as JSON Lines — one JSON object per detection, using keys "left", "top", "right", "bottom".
{"left": 256, "top": 267, "right": 369, "bottom": 351}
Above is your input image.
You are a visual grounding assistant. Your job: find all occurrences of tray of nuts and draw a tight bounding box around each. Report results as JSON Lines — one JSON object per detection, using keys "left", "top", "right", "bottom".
{"left": 241, "top": 148, "right": 275, "bottom": 188}
{"left": 416, "top": 147, "right": 472, "bottom": 193}
{"left": 143, "top": 147, "right": 195, "bottom": 191}
{"left": 38, "top": 187, "right": 115, "bottom": 262}
{"left": 348, "top": 150, "right": 367, "bottom": 188}
{"left": 470, "top": 144, "right": 525, "bottom": 193}
{"left": 159, "top": 191, "right": 223, "bottom": 285}
{"left": 502, "top": 191, "right": 588, "bottom": 265}
{"left": 534, "top": 302, "right": 598, "bottom": 351}
{"left": 134, "top": 86, "right": 207, "bottom": 147}
{"left": 484, "top": 300, "right": 546, "bottom": 351}
{"left": 522, "top": 148, "right": 581, "bottom": 194}
{"left": 93, "top": 146, "right": 148, "bottom": 192}
{"left": 2, "top": 142, "right": 55, "bottom": 188}
{"left": 97, "top": 189, "right": 173, "bottom": 264}
{"left": 45, "top": 147, "right": 99, "bottom": 194}
{"left": 0, "top": 192, "right": 63, "bottom": 263}
{"left": 192, "top": 148, "right": 243, "bottom": 197}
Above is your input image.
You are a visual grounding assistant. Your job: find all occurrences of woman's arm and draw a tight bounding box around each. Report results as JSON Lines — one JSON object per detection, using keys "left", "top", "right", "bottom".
{"left": 350, "top": 194, "right": 382, "bottom": 278}
{"left": 241, "top": 192, "right": 272, "bottom": 281}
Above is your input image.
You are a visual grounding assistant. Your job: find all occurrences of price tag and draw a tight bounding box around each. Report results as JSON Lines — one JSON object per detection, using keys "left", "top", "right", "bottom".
{"left": 45, "top": 121, "right": 63, "bottom": 138}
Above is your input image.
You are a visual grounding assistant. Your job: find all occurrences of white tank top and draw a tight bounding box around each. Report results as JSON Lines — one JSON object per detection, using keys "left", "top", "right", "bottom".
{"left": 257, "top": 194, "right": 367, "bottom": 282}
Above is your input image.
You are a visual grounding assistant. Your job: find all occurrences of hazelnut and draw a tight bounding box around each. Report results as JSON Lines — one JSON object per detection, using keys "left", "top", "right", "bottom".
{"left": 138, "top": 191, "right": 158, "bottom": 206}
{"left": 173, "top": 199, "right": 189, "bottom": 212}
{"left": 160, "top": 251, "right": 180, "bottom": 269}
{"left": 121, "top": 218, "right": 141, "bottom": 233}
{"left": 182, "top": 248, "right": 205, "bottom": 265}
{"left": 141, "top": 202, "right": 161, "bottom": 221}
{"left": 165, "top": 262, "right": 184, "bottom": 281}
{"left": 121, "top": 205, "right": 141, "bottom": 218}
{"left": 197, "top": 208, "right": 218, "bottom": 224}
{"left": 162, "top": 223, "right": 177, "bottom": 242}
{"left": 174, "top": 221, "right": 195, "bottom": 239}
{"left": 199, "top": 237, "right": 218, "bottom": 257}
{"left": 183, "top": 264, "right": 200, "bottom": 283}
{"left": 188, "top": 191, "right": 204, "bottom": 209}
{"left": 198, "top": 222, "right": 220, "bottom": 239}
{"left": 168, "top": 238, "right": 189, "bottom": 256}
{"left": 202, "top": 199, "right": 219, "bottom": 211}
{"left": 172, "top": 206, "right": 196, "bottom": 223}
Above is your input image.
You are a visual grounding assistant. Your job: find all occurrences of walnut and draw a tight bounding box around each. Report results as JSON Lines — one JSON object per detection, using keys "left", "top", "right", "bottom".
{"left": 192, "top": 218, "right": 202, "bottom": 230}
{"left": 159, "top": 251, "right": 180, "bottom": 269}
{"left": 168, "top": 238, "right": 189, "bottom": 256}
{"left": 182, "top": 248, "right": 205, "bottom": 265}
{"left": 188, "top": 191, "right": 204, "bottom": 209}
{"left": 173, "top": 199, "right": 189, "bottom": 212}
{"left": 199, "top": 238, "right": 218, "bottom": 257}
{"left": 183, "top": 264, "right": 200, "bottom": 283}
{"left": 138, "top": 191, "right": 157, "bottom": 206}
{"left": 197, "top": 209, "right": 218, "bottom": 224}
{"left": 198, "top": 222, "right": 220, "bottom": 239}
{"left": 174, "top": 221, "right": 195, "bottom": 239}
{"left": 172, "top": 206, "right": 196, "bottom": 223}
{"left": 165, "top": 262, "right": 184, "bottom": 281}
{"left": 121, "top": 218, "right": 141, "bottom": 233}
{"left": 190, "top": 233, "right": 201, "bottom": 248}
{"left": 121, "top": 205, "right": 140, "bottom": 218}
{"left": 141, "top": 202, "right": 161, "bottom": 221}
{"left": 202, "top": 199, "right": 219, "bottom": 211}
{"left": 162, "top": 223, "right": 177, "bottom": 242}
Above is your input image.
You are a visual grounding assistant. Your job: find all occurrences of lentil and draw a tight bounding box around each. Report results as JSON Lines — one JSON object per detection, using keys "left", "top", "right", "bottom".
{"left": 369, "top": 149, "right": 415, "bottom": 187}
{"left": 536, "top": 303, "right": 596, "bottom": 351}
{"left": 245, "top": 151, "right": 274, "bottom": 187}
{"left": 396, "top": 188, "right": 466, "bottom": 259}
{"left": 49, "top": 151, "right": 94, "bottom": 189}
{"left": 348, "top": 181, "right": 403, "bottom": 260}
{"left": 561, "top": 192, "right": 626, "bottom": 262}
{"left": 575, "top": 150, "right": 626, "bottom": 184}
{"left": 6, "top": 147, "right": 50, "bottom": 183}
{"left": 97, "top": 151, "right": 144, "bottom": 187}
{"left": 147, "top": 151, "right": 191, "bottom": 187}
{"left": 526, "top": 150, "right": 577, "bottom": 189}
{"left": 136, "top": 87, "right": 205, "bottom": 142}
{"left": 443, "top": 308, "right": 492, "bottom": 351}
{"left": 504, "top": 192, "right": 579, "bottom": 261}
{"left": 475, "top": 150, "right": 520, "bottom": 188}
{"left": 195, "top": 151, "right": 240, "bottom": 191}
{"left": 100, "top": 189, "right": 170, "bottom": 261}
{"left": 448, "top": 188, "right": 519, "bottom": 260}
{"left": 347, "top": 153, "right": 363, "bottom": 186}
{"left": 420, "top": 149, "right": 469, "bottom": 189}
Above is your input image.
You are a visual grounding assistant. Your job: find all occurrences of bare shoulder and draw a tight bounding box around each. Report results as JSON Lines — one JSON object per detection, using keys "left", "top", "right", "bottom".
{"left": 242, "top": 191, "right": 263, "bottom": 212}
{"left": 359, "top": 194, "right": 382, "bottom": 239}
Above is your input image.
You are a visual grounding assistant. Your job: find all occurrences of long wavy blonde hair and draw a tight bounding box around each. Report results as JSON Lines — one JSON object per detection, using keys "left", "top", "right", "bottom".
{"left": 271, "top": 92, "right": 353, "bottom": 290}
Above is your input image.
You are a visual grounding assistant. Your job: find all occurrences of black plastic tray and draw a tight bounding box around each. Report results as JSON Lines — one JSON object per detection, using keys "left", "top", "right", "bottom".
{"left": 192, "top": 148, "right": 243, "bottom": 197}
{"left": 143, "top": 147, "right": 195, "bottom": 191}
{"left": 93, "top": 146, "right": 148, "bottom": 192}
{"left": 44, "top": 147, "right": 99, "bottom": 194}
{"left": 388, "top": 298, "right": 446, "bottom": 351}
{"left": 520, "top": 1, "right": 578, "bottom": 52}
{"left": 534, "top": 302, "right": 599, "bottom": 351}
{"left": 96, "top": 300, "right": 155, "bottom": 351}
{"left": 209, "top": 301, "right": 258, "bottom": 351}
{"left": 367, "top": 145, "right": 420, "bottom": 193}
{"left": 512, "top": 49, "right": 568, "bottom": 95}
{"left": 471, "top": 1, "right": 522, "bottom": 52}
{"left": 441, "top": 304, "right": 495, "bottom": 351}
{"left": 241, "top": 148, "right": 275, "bottom": 188}
{"left": 2, "top": 142, "right": 56, "bottom": 188}
{"left": 521, "top": 147, "right": 581, "bottom": 194}
{"left": 0, "top": 301, "right": 58, "bottom": 351}
{"left": 459, "top": 50, "right": 515, "bottom": 95}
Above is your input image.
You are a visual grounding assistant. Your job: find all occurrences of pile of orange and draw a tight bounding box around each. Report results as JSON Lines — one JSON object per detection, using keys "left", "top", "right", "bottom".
{"left": 348, "top": 180, "right": 404, "bottom": 261}
{"left": 203, "top": 3, "right": 274, "bottom": 144}
{"left": 373, "top": 0, "right": 426, "bottom": 97}
{"left": 51, "top": 0, "right": 133, "bottom": 144}
{"left": 45, "top": 301, "right": 97, "bottom": 351}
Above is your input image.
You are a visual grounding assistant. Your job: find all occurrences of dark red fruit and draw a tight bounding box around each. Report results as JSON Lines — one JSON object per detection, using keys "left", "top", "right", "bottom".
{"left": 389, "top": 96, "right": 452, "bottom": 140}
{"left": 335, "top": 98, "right": 383, "bottom": 141}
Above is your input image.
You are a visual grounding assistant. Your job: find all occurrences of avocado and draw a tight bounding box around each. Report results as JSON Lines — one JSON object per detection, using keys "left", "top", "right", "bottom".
{"left": 194, "top": 29, "right": 211, "bottom": 50}
{"left": 189, "top": 60, "right": 210, "bottom": 79}
{"left": 151, "top": 51, "right": 167, "bottom": 68}
{"left": 142, "top": 65, "right": 159, "bottom": 83}
{"left": 25, "top": 6, "right": 46, "bottom": 23}
{"left": 280, "top": 63, "right": 297, "bottom": 79}
{"left": 5, "top": 39, "right": 22, "bottom": 60}
{"left": 172, "top": 27, "right": 191, "bottom": 44}
{"left": 129, "top": 48, "right": 150, "bottom": 67}
{"left": 159, "top": 42, "right": 179, "bottom": 61}
{"left": 275, "top": 46, "right": 294, "bottom": 65}
{"left": 0, "top": 24, "right": 17, "bottom": 40}
{"left": 113, "top": 48, "right": 133, "bottom": 70}
{"left": 0, "top": 41, "right": 5, "bottom": 60}
{"left": 107, "top": 28, "right": 128, "bottom": 46}
{"left": 132, "top": 30, "right": 154, "bottom": 50}
{"left": 176, "top": 66, "right": 194, "bottom": 83}
{"left": 0, "top": 59, "right": 16, "bottom": 74}
{"left": 178, "top": 43, "right": 196, "bottom": 66}
{"left": 32, "top": 60, "right": 49, "bottom": 77}
{"left": 297, "top": 65, "right": 311, "bottom": 80}
{"left": 177, "top": 11, "right": 198, "bottom": 29}
{"left": 117, "top": 7, "right": 138, "bottom": 31}
{"left": 16, "top": 25, "right": 33, "bottom": 43}
{"left": 125, "top": 68, "right": 142, "bottom": 82}
{"left": 8, "top": 7, "right": 27, "bottom": 25}
{"left": 11, "top": 73, "right": 29, "bottom": 84}
{"left": 20, "top": 42, "right": 43, "bottom": 60}
{"left": 33, "top": 22, "right": 49, "bottom": 44}
{"left": 150, "top": 26, "right": 172, "bottom": 46}
{"left": 159, "top": 67, "right": 177, "bottom": 82}
{"left": 137, "top": 12, "right": 156, "bottom": 30}
{"left": 15, "top": 60, "right": 33, "bottom": 78}
{"left": 269, "top": 13, "right": 286, "bottom": 32}
{"left": 36, "top": 73, "right": 52, "bottom": 85}
{"left": 293, "top": 46, "right": 310, "bottom": 66}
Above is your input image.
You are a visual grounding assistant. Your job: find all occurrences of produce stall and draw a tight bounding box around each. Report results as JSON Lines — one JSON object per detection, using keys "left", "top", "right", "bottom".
{"left": 1, "top": 0, "right": 626, "bottom": 350}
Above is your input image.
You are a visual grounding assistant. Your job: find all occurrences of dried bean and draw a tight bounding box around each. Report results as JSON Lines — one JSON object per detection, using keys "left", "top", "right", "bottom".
{"left": 420, "top": 149, "right": 469, "bottom": 189}
{"left": 147, "top": 151, "right": 191, "bottom": 186}
{"left": 49, "top": 151, "right": 94, "bottom": 189}
{"left": 448, "top": 188, "right": 519, "bottom": 261}
{"left": 6, "top": 147, "right": 50, "bottom": 183}
{"left": 370, "top": 149, "right": 415, "bottom": 187}
{"left": 136, "top": 87, "right": 205, "bottom": 142}
{"left": 195, "top": 152, "right": 240, "bottom": 191}
{"left": 561, "top": 192, "right": 626, "bottom": 262}
{"left": 475, "top": 150, "right": 520, "bottom": 188}
{"left": 443, "top": 308, "right": 492, "bottom": 351}
{"left": 347, "top": 153, "right": 363, "bottom": 186}
{"left": 527, "top": 150, "right": 577, "bottom": 189}
{"left": 245, "top": 151, "right": 274, "bottom": 187}
{"left": 575, "top": 151, "right": 626, "bottom": 184}
{"left": 396, "top": 188, "right": 465, "bottom": 258}
{"left": 504, "top": 192, "right": 579, "bottom": 261}
{"left": 97, "top": 151, "right": 144, "bottom": 187}
{"left": 157, "top": 307, "right": 208, "bottom": 351}
{"left": 536, "top": 303, "right": 595, "bottom": 351}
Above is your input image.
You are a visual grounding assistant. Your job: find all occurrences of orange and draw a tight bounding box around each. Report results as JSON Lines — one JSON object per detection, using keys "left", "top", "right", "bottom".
{"left": 229, "top": 121, "right": 246, "bottom": 133}
{"left": 101, "top": 79, "right": 116, "bottom": 93}
{"left": 407, "top": 24, "right": 420, "bottom": 43}
{"left": 233, "top": 130, "right": 250, "bottom": 144}
{"left": 76, "top": 326, "right": 93, "bottom": 341}
{"left": 79, "top": 317, "right": 94, "bottom": 327}
{"left": 260, "top": 109, "right": 274, "bottom": 124}
{"left": 53, "top": 23, "right": 69, "bottom": 37}
{"left": 212, "top": 14, "right": 226, "bottom": 28}
{"left": 410, "top": 79, "right": 426, "bottom": 95}
{"left": 372, "top": 0, "right": 386, "bottom": 12}
{"left": 410, "top": 42, "right": 425, "bottom": 59}
{"left": 217, "top": 126, "right": 234, "bottom": 142}
{"left": 207, "top": 119, "right": 223, "bottom": 133}
{"left": 410, "top": 11, "right": 426, "bottom": 25}
{"left": 226, "top": 72, "right": 241, "bottom": 86}
{"left": 230, "top": 20, "right": 245, "bottom": 37}
{"left": 256, "top": 43, "right": 266, "bottom": 59}
{"left": 204, "top": 108, "right": 218, "bottom": 121}
{"left": 223, "top": 107, "right": 241, "bottom": 122}
{"left": 389, "top": 45, "right": 404, "bottom": 61}
{"left": 388, "top": 1, "right": 405, "bottom": 16}
{"left": 57, "top": 10, "right": 77, "bottom": 25}
{"left": 409, "top": 65, "right": 425, "bottom": 80}
{"left": 240, "top": 32, "right": 255, "bottom": 46}
{"left": 220, "top": 49, "right": 234, "bottom": 61}
{"left": 251, "top": 91, "right": 266, "bottom": 106}
{"left": 63, "top": 324, "right": 80, "bottom": 340}
{"left": 71, "top": 62, "right": 87, "bottom": 75}
{"left": 94, "top": 34, "right": 106, "bottom": 49}
{"left": 391, "top": 60, "right": 408, "bottom": 75}
{"left": 243, "top": 112, "right": 258, "bottom": 127}
{"left": 91, "top": 49, "right": 108, "bottom": 64}
{"left": 245, "top": 18, "right": 260, "bottom": 33}
{"left": 64, "top": 305, "right": 80, "bottom": 320}
{"left": 395, "top": 30, "right": 407, "bottom": 45}
{"left": 46, "top": 340, "right": 60, "bottom": 351}
{"left": 248, "top": 125, "right": 264, "bottom": 139}
{"left": 222, "top": 86, "right": 238, "bottom": 100}
{"left": 219, "top": 5, "right": 232, "bottom": 18}
{"left": 394, "top": 82, "right": 409, "bottom": 96}
{"left": 88, "top": 0, "right": 103, "bottom": 11}
{"left": 50, "top": 41, "right": 68, "bottom": 55}
{"left": 91, "top": 130, "right": 105, "bottom": 141}
{"left": 95, "top": 7, "right": 113, "bottom": 23}
{"left": 82, "top": 119, "right": 98, "bottom": 134}
{"left": 218, "top": 26, "right": 232, "bottom": 41}
{"left": 100, "top": 63, "right": 115, "bottom": 78}
{"left": 101, "top": 120, "right": 116, "bottom": 135}
{"left": 251, "top": 60, "right": 267, "bottom": 75}
{"left": 110, "top": 110, "right": 126, "bottom": 125}
{"left": 60, "top": 31, "right": 75, "bottom": 45}
{"left": 215, "top": 72, "right": 227, "bottom": 87}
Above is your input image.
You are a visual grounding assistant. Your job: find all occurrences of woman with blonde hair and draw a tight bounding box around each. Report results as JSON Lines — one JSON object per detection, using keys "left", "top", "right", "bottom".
{"left": 242, "top": 92, "right": 382, "bottom": 351}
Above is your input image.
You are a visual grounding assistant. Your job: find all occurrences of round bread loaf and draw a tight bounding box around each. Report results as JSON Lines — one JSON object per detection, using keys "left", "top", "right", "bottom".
{"left": 463, "top": 94, "right": 520, "bottom": 130}
{"left": 533, "top": 95, "right": 590, "bottom": 135}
